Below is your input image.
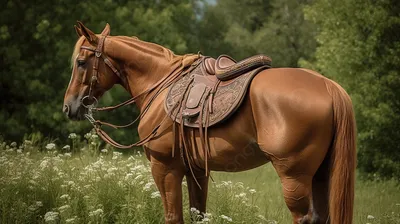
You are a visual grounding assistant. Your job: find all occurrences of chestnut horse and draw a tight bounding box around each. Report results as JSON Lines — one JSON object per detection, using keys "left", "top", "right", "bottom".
{"left": 63, "top": 22, "right": 356, "bottom": 224}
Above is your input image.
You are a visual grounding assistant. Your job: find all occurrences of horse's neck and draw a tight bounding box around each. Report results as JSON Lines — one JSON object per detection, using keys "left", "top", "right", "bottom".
{"left": 106, "top": 36, "right": 183, "bottom": 110}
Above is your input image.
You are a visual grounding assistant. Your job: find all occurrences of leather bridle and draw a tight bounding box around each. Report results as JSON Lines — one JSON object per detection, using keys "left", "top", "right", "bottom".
{"left": 80, "top": 34, "right": 121, "bottom": 108}
{"left": 77, "top": 35, "right": 202, "bottom": 148}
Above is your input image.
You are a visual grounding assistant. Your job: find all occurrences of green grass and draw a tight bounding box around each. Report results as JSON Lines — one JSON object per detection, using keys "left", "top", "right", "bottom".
{"left": 212, "top": 167, "right": 400, "bottom": 223}
{"left": 0, "top": 137, "right": 399, "bottom": 224}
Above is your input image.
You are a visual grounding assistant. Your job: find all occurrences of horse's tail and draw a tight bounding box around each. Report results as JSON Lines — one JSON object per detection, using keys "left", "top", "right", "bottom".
{"left": 324, "top": 78, "right": 357, "bottom": 224}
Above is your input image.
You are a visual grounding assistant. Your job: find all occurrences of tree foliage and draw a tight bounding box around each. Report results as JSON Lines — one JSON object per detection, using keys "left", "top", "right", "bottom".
{"left": 303, "top": 0, "right": 400, "bottom": 179}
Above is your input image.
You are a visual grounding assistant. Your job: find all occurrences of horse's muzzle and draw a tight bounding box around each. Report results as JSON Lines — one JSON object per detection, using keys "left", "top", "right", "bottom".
{"left": 63, "top": 100, "right": 86, "bottom": 121}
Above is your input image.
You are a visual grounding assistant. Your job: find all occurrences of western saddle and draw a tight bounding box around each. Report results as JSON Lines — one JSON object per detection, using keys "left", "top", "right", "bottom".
{"left": 164, "top": 53, "right": 271, "bottom": 178}
{"left": 165, "top": 54, "right": 272, "bottom": 128}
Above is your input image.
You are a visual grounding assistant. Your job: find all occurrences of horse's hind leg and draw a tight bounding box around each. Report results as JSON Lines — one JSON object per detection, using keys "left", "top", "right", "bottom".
{"left": 310, "top": 155, "right": 330, "bottom": 223}
{"left": 278, "top": 165, "right": 330, "bottom": 224}
{"left": 278, "top": 172, "right": 313, "bottom": 223}
{"left": 269, "top": 145, "right": 329, "bottom": 224}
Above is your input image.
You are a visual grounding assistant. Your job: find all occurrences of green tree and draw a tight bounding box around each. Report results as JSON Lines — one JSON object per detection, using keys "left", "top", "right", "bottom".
{"left": 0, "top": 0, "right": 198, "bottom": 143}
{"left": 303, "top": 0, "right": 400, "bottom": 179}
{"left": 197, "top": 0, "right": 316, "bottom": 67}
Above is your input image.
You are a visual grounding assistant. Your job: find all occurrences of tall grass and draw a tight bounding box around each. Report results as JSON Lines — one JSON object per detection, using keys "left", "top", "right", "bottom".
{"left": 0, "top": 134, "right": 399, "bottom": 223}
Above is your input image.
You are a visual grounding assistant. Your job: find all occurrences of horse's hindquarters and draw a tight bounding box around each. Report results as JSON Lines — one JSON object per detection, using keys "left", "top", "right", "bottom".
{"left": 249, "top": 68, "right": 333, "bottom": 160}
{"left": 249, "top": 68, "right": 335, "bottom": 222}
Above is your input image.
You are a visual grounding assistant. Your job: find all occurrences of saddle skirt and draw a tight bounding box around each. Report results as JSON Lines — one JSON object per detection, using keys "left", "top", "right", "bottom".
{"left": 164, "top": 55, "right": 271, "bottom": 128}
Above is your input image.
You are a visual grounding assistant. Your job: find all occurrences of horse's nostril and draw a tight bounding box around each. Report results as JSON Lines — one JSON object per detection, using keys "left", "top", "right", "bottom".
{"left": 63, "top": 105, "right": 70, "bottom": 115}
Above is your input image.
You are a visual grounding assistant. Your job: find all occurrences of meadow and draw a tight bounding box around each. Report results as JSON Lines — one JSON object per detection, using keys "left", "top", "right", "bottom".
{"left": 0, "top": 133, "right": 399, "bottom": 224}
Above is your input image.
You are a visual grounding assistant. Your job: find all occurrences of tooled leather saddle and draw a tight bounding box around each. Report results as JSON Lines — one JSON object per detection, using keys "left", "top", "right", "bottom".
{"left": 165, "top": 54, "right": 272, "bottom": 128}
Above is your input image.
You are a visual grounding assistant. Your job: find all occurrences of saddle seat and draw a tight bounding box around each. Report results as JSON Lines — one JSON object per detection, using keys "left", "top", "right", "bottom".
{"left": 165, "top": 54, "right": 271, "bottom": 128}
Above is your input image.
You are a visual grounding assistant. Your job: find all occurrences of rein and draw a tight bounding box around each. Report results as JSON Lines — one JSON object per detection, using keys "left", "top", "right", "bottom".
{"left": 79, "top": 35, "right": 201, "bottom": 148}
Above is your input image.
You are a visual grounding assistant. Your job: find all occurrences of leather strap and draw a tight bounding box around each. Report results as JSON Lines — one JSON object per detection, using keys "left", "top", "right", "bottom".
{"left": 79, "top": 36, "right": 202, "bottom": 149}
{"left": 91, "top": 57, "right": 201, "bottom": 149}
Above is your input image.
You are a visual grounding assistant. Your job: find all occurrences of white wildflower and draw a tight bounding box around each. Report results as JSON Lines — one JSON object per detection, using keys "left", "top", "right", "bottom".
{"left": 17, "top": 149, "right": 22, "bottom": 153}
{"left": 150, "top": 191, "right": 161, "bottom": 198}
{"left": 89, "top": 208, "right": 104, "bottom": 217}
{"left": 60, "top": 194, "right": 70, "bottom": 200}
{"left": 190, "top": 207, "right": 200, "bottom": 214}
{"left": 143, "top": 182, "right": 153, "bottom": 191}
{"left": 131, "top": 164, "right": 145, "bottom": 172}
{"left": 63, "top": 145, "right": 71, "bottom": 151}
{"left": 68, "top": 133, "right": 77, "bottom": 139}
{"left": 367, "top": 215, "right": 375, "bottom": 219}
{"left": 64, "top": 152, "right": 72, "bottom": 158}
{"left": 220, "top": 215, "right": 232, "bottom": 222}
{"left": 101, "top": 148, "right": 108, "bottom": 153}
{"left": 235, "top": 192, "right": 247, "bottom": 198}
{"left": 84, "top": 132, "right": 92, "bottom": 140}
{"left": 235, "top": 182, "right": 244, "bottom": 188}
{"left": 45, "top": 143, "right": 56, "bottom": 150}
{"left": 10, "top": 142, "right": 17, "bottom": 147}
{"left": 134, "top": 174, "right": 143, "bottom": 180}
{"left": 36, "top": 201, "right": 43, "bottom": 207}
{"left": 28, "top": 203, "right": 40, "bottom": 212}
{"left": 44, "top": 211, "right": 60, "bottom": 222}
{"left": 66, "top": 217, "right": 77, "bottom": 223}
{"left": 125, "top": 173, "right": 133, "bottom": 180}
{"left": 107, "top": 167, "right": 118, "bottom": 173}
{"left": 221, "top": 181, "right": 232, "bottom": 187}
{"left": 58, "top": 204, "right": 70, "bottom": 213}
{"left": 249, "top": 189, "right": 256, "bottom": 194}
{"left": 39, "top": 160, "right": 50, "bottom": 170}
{"left": 202, "top": 217, "right": 210, "bottom": 222}
{"left": 112, "top": 151, "right": 123, "bottom": 160}
{"left": 0, "top": 156, "right": 7, "bottom": 163}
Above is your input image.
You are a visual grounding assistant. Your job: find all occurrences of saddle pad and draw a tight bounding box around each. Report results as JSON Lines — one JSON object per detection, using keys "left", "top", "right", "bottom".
{"left": 164, "top": 59, "right": 268, "bottom": 128}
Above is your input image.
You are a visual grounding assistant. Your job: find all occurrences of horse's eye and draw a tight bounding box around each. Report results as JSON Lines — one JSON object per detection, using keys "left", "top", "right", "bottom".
{"left": 77, "top": 60, "right": 86, "bottom": 67}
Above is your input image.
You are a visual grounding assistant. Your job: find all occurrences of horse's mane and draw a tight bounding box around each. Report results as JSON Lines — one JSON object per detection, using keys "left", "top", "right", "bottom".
{"left": 70, "top": 35, "right": 176, "bottom": 68}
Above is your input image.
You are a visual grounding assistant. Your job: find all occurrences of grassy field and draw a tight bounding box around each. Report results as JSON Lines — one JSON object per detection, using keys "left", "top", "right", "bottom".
{"left": 0, "top": 136, "right": 399, "bottom": 224}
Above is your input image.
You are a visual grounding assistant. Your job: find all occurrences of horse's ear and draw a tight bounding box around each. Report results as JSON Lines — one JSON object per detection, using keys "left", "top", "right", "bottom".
{"left": 74, "top": 25, "right": 83, "bottom": 37}
{"left": 101, "top": 23, "right": 110, "bottom": 36}
{"left": 77, "top": 21, "right": 98, "bottom": 45}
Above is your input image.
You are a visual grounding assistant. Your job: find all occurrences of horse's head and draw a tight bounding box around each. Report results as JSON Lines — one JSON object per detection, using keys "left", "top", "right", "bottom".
{"left": 63, "top": 22, "right": 120, "bottom": 120}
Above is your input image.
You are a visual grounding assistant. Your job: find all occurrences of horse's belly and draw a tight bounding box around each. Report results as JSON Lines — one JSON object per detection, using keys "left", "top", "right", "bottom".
{"left": 207, "top": 140, "right": 269, "bottom": 172}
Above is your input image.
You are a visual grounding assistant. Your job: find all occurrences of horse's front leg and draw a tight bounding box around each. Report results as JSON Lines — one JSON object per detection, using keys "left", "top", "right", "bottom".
{"left": 151, "top": 156, "right": 185, "bottom": 224}
{"left": 186, "top": 173, "right": 209, "bottom": 217}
